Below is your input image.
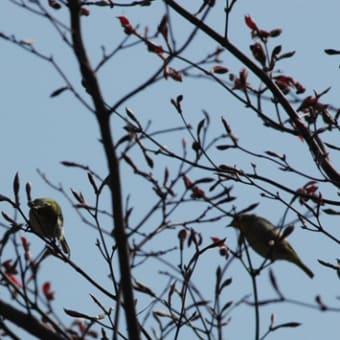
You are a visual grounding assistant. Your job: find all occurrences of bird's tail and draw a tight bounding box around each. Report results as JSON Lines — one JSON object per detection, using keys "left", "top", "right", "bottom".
{"left": 60, "top": 237, "right": 70, "bottom": 256}
{"left": 297, "top": 259, "right": 314, "bottom": 279}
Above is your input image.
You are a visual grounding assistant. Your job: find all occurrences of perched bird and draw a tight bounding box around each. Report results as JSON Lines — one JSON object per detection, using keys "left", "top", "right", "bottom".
{"left": 29, "top": 198, "right": 70, "bottom": 255}
{"left": 230, "top": 214, "right": 314, "bottom": 278}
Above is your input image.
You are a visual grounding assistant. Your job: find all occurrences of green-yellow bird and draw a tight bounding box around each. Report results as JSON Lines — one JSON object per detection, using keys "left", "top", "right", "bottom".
{"left": 230, "top": 214, "right": 314, "bottom": 278}
{"left": 29, "top": 198, "right": 70, "bottom": 255}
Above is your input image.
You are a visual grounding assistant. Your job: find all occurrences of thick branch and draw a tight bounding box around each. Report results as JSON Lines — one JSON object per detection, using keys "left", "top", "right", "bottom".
{"left": 164, "top": 0, "right": 340, "bottom": 188}
{"left": 68, "top": 1, "right": 140, "bottom": 339}
{"left": 0, "top": 299, "right": 67, "bottom": 340}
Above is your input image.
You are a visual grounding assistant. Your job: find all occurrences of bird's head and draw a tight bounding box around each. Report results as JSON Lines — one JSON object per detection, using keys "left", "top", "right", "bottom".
{"left": 29, "top": 198, "right": 62, "bottom": 218}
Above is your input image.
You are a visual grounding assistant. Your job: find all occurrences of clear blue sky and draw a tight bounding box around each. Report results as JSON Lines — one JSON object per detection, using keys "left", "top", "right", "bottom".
{"left": 1, "top": 1, "right": 340, "bottom": 339}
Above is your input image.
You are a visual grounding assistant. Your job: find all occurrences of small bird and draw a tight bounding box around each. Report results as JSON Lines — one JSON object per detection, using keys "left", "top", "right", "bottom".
{"left": 29, "top": 198, "right": 70, "bottom": 255}
{"left": 230, "top": 214, "right": 314, "bottom": 278}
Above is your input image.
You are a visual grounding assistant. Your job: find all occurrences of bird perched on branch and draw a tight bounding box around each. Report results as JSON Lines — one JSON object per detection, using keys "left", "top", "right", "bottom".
{"left": 29, "top": 198, "right": 70, "bottom": 255}
{"left": 230, "top": 214, "right": 314, "bottom": 278}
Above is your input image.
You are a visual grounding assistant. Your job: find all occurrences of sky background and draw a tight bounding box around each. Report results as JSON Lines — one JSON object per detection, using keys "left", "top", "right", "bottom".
{"left": 1, "top": 1, "right": 340, "bottom": 339}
